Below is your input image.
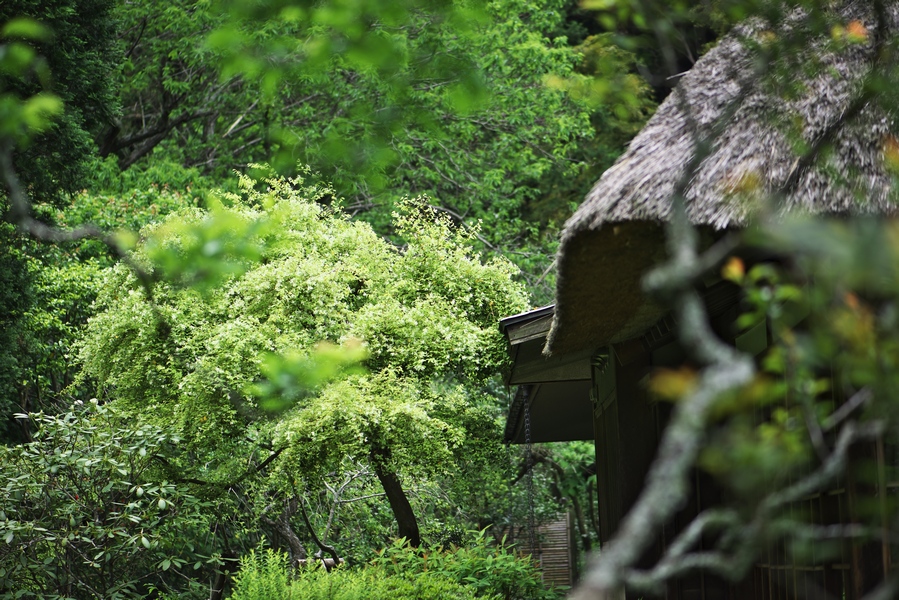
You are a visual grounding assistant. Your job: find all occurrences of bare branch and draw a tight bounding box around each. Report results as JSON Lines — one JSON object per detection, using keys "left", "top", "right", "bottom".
{"left": 800, "top": 395, "right": 830, "bottom": 462}
{"left": 298, "top": 497, "right": 341, "bottom": 569}
{"left": 617, "top": 418, "right": 887, "bottom": 595}
{"left": 1, "top": 142, "right": 157, "bottom": 303}
{"left": 763, "top": 420, "right": 884, "bottom": 511}
{"left": 822, "top": 387, "right": 872, "bottom": 432}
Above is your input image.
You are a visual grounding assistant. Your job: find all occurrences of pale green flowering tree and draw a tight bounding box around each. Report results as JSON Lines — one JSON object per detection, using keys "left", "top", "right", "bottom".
{"left": 79, "top": 168, "right": 529, "bottom": 550}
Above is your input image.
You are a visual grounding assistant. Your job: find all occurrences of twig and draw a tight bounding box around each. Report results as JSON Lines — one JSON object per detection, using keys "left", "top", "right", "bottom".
{"left": 298, "top": 497, "right": 341, "bottom": 569}
{"left": 621, "top": 418, "right": 887, "bottom": 594}
{"left": 822, "top": 387, "right": 872, "bottom": 432}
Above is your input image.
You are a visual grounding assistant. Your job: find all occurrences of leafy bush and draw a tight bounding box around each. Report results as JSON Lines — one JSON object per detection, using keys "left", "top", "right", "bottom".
{"left": 0, "top": 402, "right": 220, "bottom": 599}
{"left": 372, "top": 531, "right": 562, "bottom": 600}
{"left": 229, "top": 549, "right": 293, "bottom": 600}
{"left": 87, "top": 156, "right": 216, "bottom": 199}
{"left": 231, "top": 548, "right": 487, "bottom": 600}
{"left": 231, "top": 531, "right": 560, "bottom": 600}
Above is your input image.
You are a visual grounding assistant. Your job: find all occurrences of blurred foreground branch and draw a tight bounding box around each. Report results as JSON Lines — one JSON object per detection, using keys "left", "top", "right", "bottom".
{"left": 1, "top": 142, "right": 157, "bottom": 301}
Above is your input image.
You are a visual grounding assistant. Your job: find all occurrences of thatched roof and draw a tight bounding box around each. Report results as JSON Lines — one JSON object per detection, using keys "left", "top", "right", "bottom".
{"left": 547, "top": 0, "right": 899, "bottom": 356}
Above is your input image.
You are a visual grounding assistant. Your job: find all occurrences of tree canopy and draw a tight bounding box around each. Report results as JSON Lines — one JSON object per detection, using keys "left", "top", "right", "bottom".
{"left": 101, "top": 0, "right": 654, "bottom": 294}
{"left": 78, "top": 169, "right": 528, "bottom": 550}
{"left": 0, "top": 0, "right": 644, "bottom": 591}
{"left": 0, "top": 0, "right": 118, "bottom": 204}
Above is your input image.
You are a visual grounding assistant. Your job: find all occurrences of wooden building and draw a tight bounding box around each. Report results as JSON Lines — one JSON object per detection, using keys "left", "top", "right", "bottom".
{"left": 502, "top": 1, "right": 899, "bottom": 598}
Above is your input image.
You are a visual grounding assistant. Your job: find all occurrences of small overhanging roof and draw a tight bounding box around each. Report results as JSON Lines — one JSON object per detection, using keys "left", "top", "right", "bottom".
{"left": 501, "top": 306, "right": 593, "bottom": 384}
{"left": 499, "top": 282, "right": 743, "bottom": 444}
{"left": 501, "top": 306, "right": 593, "bottom": 444}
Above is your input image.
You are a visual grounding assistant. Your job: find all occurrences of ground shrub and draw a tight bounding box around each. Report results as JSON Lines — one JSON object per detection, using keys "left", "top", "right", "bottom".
{"left": 372, "top": 530, "right": 563, "bottom": 600}
{"left": 230, "top": 549, "right": 488, "bottom": 600}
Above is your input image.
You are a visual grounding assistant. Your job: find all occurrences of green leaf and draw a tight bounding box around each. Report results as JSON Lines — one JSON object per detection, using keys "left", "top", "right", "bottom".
{"left": 1, "top": 18, "right": 51, "bottom": 41}
{"left": 0, "top": 41, "right": 36, "bottom": 76}
{"left": 580, "top": 0, "right": 619, "bottom": 8}
{"left": 21, "top": 93, "right": 63, "bottom": 133}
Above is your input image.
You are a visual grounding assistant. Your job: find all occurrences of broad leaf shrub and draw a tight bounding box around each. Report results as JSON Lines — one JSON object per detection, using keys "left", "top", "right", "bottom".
{"left": 372, "top": 530, "right": 563, "bottom": 600}
{"left": 232, "top": 548, "right": 488, "bottom": 600}
{"left": 0, "top": 402, "right": 220, "bottom": 599}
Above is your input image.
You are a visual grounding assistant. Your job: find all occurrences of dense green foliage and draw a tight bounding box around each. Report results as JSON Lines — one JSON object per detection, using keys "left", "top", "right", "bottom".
{"left": 4, "top": 0, "right": 899, "bottom": 597}
{"left": 0, "top": 223, "right": 107, "bottom": 442}
{"left": 106, "top": 0, "right": 654, "bottom": 296}
{"left": 0, "top": 224, "right": 31, "bottom": 438}
{"left": 0, "top": 0, "right": 658, "bottom": 595}
{"left": 0, "top": 0, "right": 118, "bottom": 204}
{"left": 372, "top": 532, "right": 560, "bottom": 599}
{"left": 80, "top": 167, "right": 526, "bottom": 430}
{"left": 0, "top": 186, "right": 199, "bottom": 444}
{"left": 0, "top": 403, "right": 219, "bottom": 599}
{"left": 232, "top": 549, "right": 487, "bottom": 600}
{"left": 0, "top": 0, "right": 119, "bottom": 440}
{"left": 231, "top": 532, "right": 562, "bottom": 600}
{"left": 0, "top": 0, "right": 628, "bottom": 594}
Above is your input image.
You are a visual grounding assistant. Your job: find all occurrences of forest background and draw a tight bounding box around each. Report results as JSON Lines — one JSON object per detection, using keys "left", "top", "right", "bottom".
{"left": 2, "top": 0, "right": 864, "bottom": 598}
{"left": 0, "top": 0, "right": 678, "bottom": 596}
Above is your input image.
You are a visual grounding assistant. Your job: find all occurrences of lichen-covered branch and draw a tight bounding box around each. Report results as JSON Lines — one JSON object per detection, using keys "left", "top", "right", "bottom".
{"left": 606, "top": 417, "right": 887, "bottom": 597}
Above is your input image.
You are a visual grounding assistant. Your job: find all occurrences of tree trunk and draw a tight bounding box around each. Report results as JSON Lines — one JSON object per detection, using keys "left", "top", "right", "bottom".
{"left": 208, "top": 551, "right": 237, "bottom": 600}
{"left": 260, "top": 498, "right": 308, "bottom": 567}
{"left": 370, "top": 446, "right": 421, "bottom": 547}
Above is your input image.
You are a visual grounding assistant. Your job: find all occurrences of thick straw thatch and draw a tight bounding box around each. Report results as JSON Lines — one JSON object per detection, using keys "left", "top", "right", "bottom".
{"left": 547, "top": 1, "right": 899, "bottom": 356}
